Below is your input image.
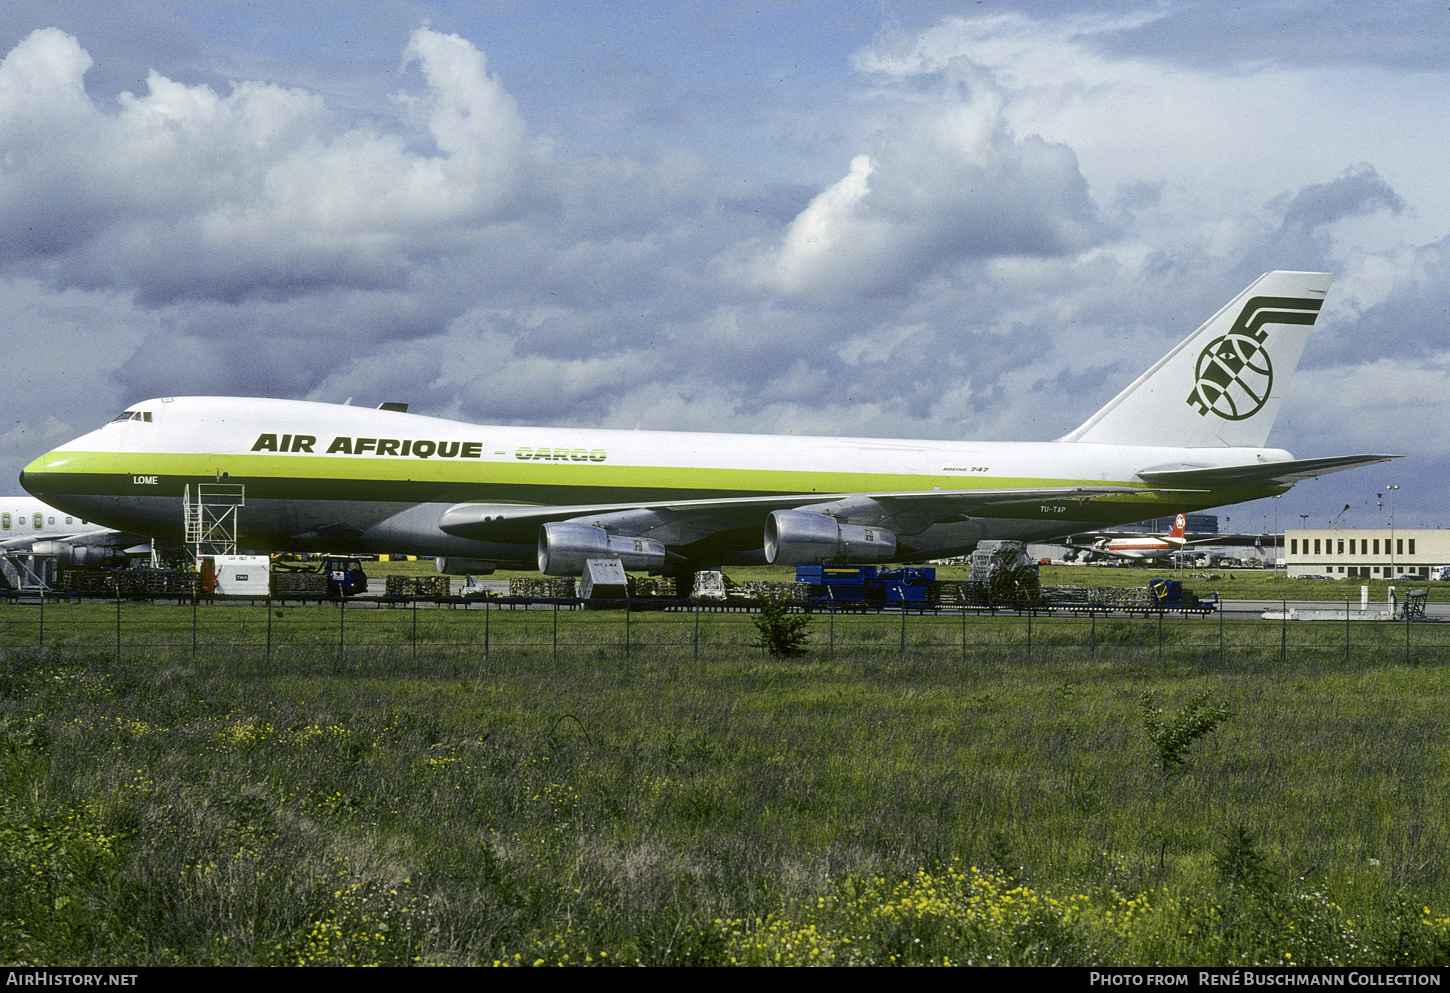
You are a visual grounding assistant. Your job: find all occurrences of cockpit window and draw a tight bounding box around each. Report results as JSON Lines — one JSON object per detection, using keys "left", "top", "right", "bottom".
{"left": 109, "top": 410, "right": 153, "bottom": 423}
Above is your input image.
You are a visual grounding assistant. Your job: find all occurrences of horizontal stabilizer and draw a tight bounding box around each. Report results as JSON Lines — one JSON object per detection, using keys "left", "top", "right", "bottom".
{"left": 1136, "top": 454, "right": 1399, "bottom": 488}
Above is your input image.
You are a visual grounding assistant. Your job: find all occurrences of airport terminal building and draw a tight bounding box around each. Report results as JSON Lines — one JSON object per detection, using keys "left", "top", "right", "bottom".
{"left": 1284, "top": 528, "right": 1450, "bottom": 580}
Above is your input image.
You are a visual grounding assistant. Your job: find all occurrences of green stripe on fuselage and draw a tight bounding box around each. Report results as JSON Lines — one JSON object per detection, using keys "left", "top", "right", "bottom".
{"left": 23, "top": 449, "right": 1283, "bottom": 536}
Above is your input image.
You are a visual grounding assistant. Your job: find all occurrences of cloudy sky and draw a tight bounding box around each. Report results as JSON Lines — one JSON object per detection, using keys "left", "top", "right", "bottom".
{"left": 3, "top": 1, "right": 1446, "bottom": 532}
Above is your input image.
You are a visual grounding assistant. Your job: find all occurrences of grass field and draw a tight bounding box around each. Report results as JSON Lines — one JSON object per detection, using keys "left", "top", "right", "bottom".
{"left": 4, "top": 602, "right": 1450, "bottom": 966}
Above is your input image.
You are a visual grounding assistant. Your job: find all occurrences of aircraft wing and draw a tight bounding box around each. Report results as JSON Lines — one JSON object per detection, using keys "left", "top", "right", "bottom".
{"left": 439, "top": 485, "right": 1141, "bottom": 548}
{"left": 1136, "top": 454, "right": 1399, "bottom": 488}
{"left": 1, "top": 530, "right": 86, "bottom": 551}
{"left": 1063, "top": 530, "right": 1219, "bottom": 545}
{"left": 0, "top": 529, "right": 149, "bottom": 554}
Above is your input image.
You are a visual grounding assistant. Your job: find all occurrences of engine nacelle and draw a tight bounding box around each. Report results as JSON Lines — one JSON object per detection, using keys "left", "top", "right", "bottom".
{"left": 537, "top": 522, "right": 667, "bottom": 576}
{"left": 30, "top": 542, "right": 124, "bottom": 569}
{"left": 434, "top": 557, "right": 497, "bottom": 576}
{"left": 763, "top": 510, "right": 897, "bottom": 565}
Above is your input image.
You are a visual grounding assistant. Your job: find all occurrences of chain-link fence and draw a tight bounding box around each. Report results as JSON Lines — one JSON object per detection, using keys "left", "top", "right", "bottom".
{"left": 3, "top": 595, "right": 1446, "bottom": 669}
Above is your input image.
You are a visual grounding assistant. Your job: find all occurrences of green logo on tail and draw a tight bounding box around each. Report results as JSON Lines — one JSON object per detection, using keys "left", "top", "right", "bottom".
{"left": 1186, "top": 295, "right": 1322, "bottom": 421}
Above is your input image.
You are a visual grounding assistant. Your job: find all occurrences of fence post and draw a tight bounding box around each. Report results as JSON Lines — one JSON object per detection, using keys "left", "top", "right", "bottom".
{"left": 1026, "top": 608, "right": 1032, "bottom": 663}
{"left": 1090, "top": 610, "right": 1096, "bottom": 660}
{"left": 339, "top": 596, "right": 346, "bottom": 661}
{"left": 625, "top": 603, "right": 631, "bottom": 659}
{"left": 192, "top": 591, "right": 199, "bottom": 657}
{"left": 553, "top": 600, "right": 559, "bottom": 664}
{"left": 1158, "top": 609, "right": 1163, "bottom": 663}
{"left": 693, "top": 601, "right": 699, "bottom": 664}
{"left": 899, "top": 605, "right": 906, "bottom": 659}
{"left": 484, "top": 600, "right": 490, "bottom": 660}
{"left": 115, "top": 589, "right": 121, "bottom": 664}
{"left": 1345, "top": 598, "right": 1350, "bottom": 666}
{"left": 37, "top": 594, "right": 43, "bottom": 649}
{"left": 266, "top": 596, "right": 272, "bottom": 663}
{"left": 1280, "top": 595, "right": 1286, "bottom": 665}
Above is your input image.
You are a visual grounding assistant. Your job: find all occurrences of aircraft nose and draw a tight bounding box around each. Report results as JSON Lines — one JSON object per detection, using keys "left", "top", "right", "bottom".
{"left": 19, "top": 467, "right": 47, "bottom": 497}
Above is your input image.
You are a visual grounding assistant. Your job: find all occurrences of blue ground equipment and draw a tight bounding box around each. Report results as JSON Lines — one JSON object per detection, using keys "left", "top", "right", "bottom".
{"left": 796, "top": 565, "right": 936, "bottom": 605}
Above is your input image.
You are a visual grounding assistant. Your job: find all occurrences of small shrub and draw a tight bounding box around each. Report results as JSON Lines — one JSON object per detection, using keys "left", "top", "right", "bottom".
{"left": 1214, "top": 824, "right": 1274, "bottom": 896}
{"left": 1140, "top": 690, "right": 1231, "bottom": 774}
{"left": 753, "top": 596, "right": 811, "bottom": 657}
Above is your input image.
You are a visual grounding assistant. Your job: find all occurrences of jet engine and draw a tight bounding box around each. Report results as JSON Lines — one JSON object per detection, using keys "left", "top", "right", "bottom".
{"left": 434, "top": 557, "right": 497, "bottom": 576}
{"left": 763, "top": 510, "right": 896, "bottom": 565}
{"left": 29, "top": 541, "right": 125, "bottom": 569}
{"left": 537, "top": 522, "right": 667, "bottom": 576}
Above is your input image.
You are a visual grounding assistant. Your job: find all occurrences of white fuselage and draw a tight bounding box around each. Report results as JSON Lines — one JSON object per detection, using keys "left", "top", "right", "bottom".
{"left": 1, "top": 497, "right": 106, "bottom": 545}
{"left": 20, "top": 396, "right": 1286, "bottom": 570}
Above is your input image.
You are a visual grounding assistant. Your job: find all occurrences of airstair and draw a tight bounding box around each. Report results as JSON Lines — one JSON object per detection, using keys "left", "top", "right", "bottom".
{"left": 184, "top": 483, "right": 245, "bottom": 561}
{"left": 1, "top": 550, "right": 52, "bottom": 591}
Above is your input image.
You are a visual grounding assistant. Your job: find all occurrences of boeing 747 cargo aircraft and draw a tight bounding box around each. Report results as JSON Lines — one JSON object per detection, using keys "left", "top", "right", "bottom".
{"left": 20, "top": 272, "right": 1395, "bottom": 584}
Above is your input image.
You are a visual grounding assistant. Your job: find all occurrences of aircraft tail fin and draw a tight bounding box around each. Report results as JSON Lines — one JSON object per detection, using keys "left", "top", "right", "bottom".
{"left": 1058, "top": 271, "right": 1333, "bottom": 448}
{"left": 1170, "top": 513, "right": 1187, "bottom": 541}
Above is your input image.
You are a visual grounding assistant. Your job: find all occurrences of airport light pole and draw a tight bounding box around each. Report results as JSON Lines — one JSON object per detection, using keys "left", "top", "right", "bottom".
{"left": 1386, "top": 483, "right": 1399, "bottom": 578}
{"left": 1273, "top": 495, "right": 1280, "bottom": 576}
